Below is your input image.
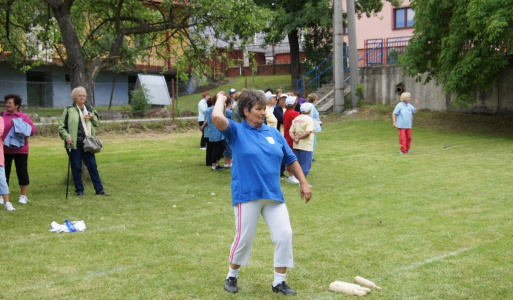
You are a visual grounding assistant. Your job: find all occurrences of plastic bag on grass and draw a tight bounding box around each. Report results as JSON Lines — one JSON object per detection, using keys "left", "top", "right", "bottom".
{"left": 49, "top": 220, "right": 86, "bottom": 233}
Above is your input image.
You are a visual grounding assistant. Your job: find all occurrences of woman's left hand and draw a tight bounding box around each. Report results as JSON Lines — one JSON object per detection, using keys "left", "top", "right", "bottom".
{"left": 300, "top": 184, "right": 312, "bottom": 203}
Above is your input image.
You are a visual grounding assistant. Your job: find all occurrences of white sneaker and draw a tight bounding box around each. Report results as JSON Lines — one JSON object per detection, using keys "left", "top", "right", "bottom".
{"left": 4, "top": 202, "right": 15, "bottom": 211}
{"left": 288, "top": 176, "right": 300, "bottom": 184}
{"left": 18, "top": 195, "right": 28, "bottom": 204}
{"left": 0, "top": 197, "right": 3, "bottom": 205}
{"left": 200, "top": 147, "right": 206, "bottom": 150}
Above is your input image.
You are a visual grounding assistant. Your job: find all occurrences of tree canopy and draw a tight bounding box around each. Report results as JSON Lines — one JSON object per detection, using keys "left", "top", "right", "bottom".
{"left": 254, "top": 0, "right": 401, "bottom": 89}
{"left": 400, "top": 0, "right": 513, "bottom": 104}
{"left": 0, "top": 0, "right": 269, "bottom": 101}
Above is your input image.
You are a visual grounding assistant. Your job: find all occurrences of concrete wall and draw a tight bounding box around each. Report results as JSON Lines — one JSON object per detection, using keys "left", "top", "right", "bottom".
{"left": 362, "top": 64, "right": 513, "bottom": 113}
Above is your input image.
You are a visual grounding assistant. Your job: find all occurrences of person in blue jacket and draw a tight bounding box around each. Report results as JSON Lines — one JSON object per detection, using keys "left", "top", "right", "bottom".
{"left": 212, "top": 89, "right": 312, "bottom": 296}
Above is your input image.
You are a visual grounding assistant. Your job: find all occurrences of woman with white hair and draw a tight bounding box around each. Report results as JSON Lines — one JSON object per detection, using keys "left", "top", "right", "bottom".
{"left": 58, "top": 87, "right": 110, "bottom": 197}
{"left": 392, "top": 92, "right": 419, "bottom": 154}
{"left": 264, "top": 91, "right": 278, "bottom": 129}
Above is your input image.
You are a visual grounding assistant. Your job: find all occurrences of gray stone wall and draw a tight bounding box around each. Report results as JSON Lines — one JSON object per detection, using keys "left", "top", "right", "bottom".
{"left": 362, "top": 64, "right": 513, "bottom": 113}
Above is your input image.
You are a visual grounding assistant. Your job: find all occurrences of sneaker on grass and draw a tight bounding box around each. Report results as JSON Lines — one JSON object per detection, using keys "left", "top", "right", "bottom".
{"left": 272, "top": 281, "right": 296, "bottom": 295}
{"left": 288, "top": 176, "right": 299, "bottom": 184}
{"left": 224, "top": 277, "right": 238, "bottom": 293}
{"left": 18, "top": 195, "right": 28, "bottom": 204}
{"left": 4, "top": 202, "right": 15, "bottom": 211}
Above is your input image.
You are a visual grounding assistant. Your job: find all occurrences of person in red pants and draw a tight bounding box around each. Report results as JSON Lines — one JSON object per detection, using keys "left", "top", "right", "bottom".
{"left": 392, "top": 92, "right": 419, "bottom": 154}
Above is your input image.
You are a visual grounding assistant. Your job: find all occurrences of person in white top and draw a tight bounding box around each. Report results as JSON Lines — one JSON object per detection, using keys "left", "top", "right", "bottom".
{"left": 264, "top": 91, "right": 278, "bottom": 129}
{"left": 289, "top": 103, "right": 315, "bottom": 178}
{"left": 198, "top": 92, "right": 210, "bottom": 150}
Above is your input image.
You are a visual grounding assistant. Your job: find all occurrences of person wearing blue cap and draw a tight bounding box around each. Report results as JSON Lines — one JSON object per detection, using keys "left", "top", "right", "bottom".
{"left": 229, "top": 88, "right": 237, "bottom": 100}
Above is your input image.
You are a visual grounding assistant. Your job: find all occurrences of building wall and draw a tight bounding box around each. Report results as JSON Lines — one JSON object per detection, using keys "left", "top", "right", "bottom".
{"left": 0, "top": 64, "right": 28, "bottom": 105}
{"left": 91, "top": 73, "right": 130, "bottom": 107}
{"left": 362, "top": 64, "right": 513, "bottom": 113}
{"left": 0, "top": 62, "right": 134, "bottom": 108}
{"left": 344, "top": 0, "right": 414, "bottom": 50}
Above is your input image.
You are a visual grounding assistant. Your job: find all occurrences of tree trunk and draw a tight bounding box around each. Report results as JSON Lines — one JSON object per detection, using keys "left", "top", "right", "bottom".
{"left": 46, "top": 0, "right": 94, "bottom": 102}
{"left": 288, "top": 29, "right": 301, "bottom": 90}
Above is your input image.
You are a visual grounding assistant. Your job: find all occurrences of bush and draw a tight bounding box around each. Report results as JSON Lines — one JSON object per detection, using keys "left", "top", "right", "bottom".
{"left": 130, "top": 86, "right": 151, "bottom": 117}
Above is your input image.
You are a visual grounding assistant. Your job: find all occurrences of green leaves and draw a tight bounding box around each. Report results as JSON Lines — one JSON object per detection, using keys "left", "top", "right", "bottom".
{"left": 401, "top": 0, "right": 513, "bottom": 104}
{"left": 0, "top": 0, "right": 271, "bottom": 87}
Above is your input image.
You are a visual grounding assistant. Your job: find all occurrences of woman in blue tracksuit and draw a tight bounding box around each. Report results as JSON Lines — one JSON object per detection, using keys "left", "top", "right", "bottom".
{"left": 212, "top": 89, "right": 312, "bottom": 295}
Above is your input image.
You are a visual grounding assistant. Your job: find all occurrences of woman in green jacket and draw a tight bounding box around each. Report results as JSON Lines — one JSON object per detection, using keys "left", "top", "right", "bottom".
{"left": 58, "top": 87, "right": 110, "bottom": 197}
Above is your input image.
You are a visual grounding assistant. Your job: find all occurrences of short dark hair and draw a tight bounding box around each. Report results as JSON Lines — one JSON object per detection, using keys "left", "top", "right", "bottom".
{"left": 238, "top": 89, "right": 266, "bottom": 119}
{"left": 211, "top": 92, "right": 222, "bottom": 106}
{"left": 4, "top": 94, "right": 22, "bottom": 109}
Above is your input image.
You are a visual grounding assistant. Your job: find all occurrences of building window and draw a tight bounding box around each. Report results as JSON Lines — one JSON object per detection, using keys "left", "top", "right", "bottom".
{"left": 395, "top": 8, "right": 415, "bottom": 29}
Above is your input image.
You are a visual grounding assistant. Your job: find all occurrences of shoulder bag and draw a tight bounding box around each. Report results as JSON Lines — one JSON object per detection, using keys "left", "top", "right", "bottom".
{"left": 78, "top": 106, "right": 103, "bottom": 153}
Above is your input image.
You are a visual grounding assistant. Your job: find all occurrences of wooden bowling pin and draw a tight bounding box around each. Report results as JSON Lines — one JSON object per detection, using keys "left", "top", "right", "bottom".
{"left": 329, "top": 281, "right": 368, "bottom": 296}
{"left": 354, "top": 276, "right": 382, "bottom": 290}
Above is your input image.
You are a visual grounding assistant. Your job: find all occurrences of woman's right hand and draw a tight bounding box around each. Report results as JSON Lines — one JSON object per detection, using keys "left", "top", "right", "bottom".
{"left": 66, "top": 137, "right": 73, "bottom": 147}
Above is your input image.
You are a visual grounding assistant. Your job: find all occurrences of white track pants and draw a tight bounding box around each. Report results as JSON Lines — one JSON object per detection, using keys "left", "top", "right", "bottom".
{"left": 229, "top": 199, "right": 294, "bottom": 268}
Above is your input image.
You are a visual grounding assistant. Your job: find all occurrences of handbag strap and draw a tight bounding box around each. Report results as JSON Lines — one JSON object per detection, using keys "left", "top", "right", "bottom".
{"left": 77, "top": 106, "right": 92, "bottom": 137}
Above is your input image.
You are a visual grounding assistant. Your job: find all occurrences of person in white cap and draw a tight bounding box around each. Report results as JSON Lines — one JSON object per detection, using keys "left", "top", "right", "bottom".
{"left": 283, "top": 95, "right": 300, "bottom": 184}
{"left": 264, "top": 91, "right": 278, "bottom": 129}
{"left": 274, "top": 93, "right": 288, "bottom": 177}
{"left": 289, "top": 103, "right": 315, "bottom": 180}
{"left": 273, "top": 94, "right": 287, "bottom": 134}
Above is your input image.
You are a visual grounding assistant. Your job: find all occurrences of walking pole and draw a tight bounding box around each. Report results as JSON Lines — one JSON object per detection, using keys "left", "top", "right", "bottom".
{"left": 66, "top": 147, "right": 71, "bottom": 199}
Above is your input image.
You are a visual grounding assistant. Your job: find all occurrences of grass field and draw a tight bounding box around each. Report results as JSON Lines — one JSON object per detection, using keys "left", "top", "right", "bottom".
{"left": 1, "top": 111, "right": 512, "bottom": 299}
{"left": 171, "top": 74, "right": 293, "bottom": 116}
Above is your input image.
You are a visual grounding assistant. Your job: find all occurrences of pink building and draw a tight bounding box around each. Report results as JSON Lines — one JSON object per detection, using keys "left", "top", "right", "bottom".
{"left": 343, "top": 0, "right": 415, "bottom": 64}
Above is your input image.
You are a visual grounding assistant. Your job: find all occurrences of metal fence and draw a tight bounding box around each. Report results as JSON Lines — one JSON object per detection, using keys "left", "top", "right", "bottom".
{"left": 386, "top": 36, "right": 411, "bottom": 64}
{"left": 364, "top": 36, "right": 412, "bottom": 66}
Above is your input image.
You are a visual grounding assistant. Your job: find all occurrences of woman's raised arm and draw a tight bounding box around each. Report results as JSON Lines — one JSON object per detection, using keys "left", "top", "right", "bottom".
{"left": 212, "top": 92, "right": 229, "bottom": 131}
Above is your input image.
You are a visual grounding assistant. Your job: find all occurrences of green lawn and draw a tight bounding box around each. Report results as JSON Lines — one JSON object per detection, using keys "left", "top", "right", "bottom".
{"left": 1, "top": 114, "right": 512, "bottom": 299}
{"left": 172, "top": 74, "right": 292, "bottom": 116}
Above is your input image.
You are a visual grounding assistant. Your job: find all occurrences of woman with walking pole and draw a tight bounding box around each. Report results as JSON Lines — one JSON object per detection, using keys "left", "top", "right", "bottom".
{"left": 58, "top": 87, "right": 110, "bottom": 197}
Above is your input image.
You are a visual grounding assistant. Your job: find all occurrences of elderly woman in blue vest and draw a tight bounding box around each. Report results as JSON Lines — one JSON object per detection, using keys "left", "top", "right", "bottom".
{"left": 212, "top": 89, "right": 312, "bottom": 295}
{"left": 58, "top": 87, "right": 110, "bottom": 197}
